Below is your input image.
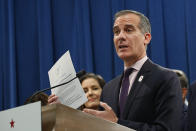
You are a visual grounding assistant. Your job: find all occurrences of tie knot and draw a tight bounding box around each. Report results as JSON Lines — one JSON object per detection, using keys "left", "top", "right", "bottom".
{"left": 124, "top": 68, "right": 133, "bottom": 77}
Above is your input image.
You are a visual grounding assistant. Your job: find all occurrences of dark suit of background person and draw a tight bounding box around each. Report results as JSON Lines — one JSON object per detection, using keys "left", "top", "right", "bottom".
{"left": 172, "top": 69, "right": 189, "bottom": 131}
{"left": 83, "top": 10, "right": 183, "bottom": 131}
{"left": 187, "top": 81, "right": 196, "bottom": 131}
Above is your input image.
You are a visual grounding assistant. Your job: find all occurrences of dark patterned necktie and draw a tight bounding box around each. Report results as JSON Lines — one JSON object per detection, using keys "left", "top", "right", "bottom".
{"left": 119, "top": 68, "right": 133, "bottom": 117}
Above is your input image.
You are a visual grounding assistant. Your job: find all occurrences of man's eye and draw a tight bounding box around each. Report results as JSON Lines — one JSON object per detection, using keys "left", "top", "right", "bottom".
{"left": 126, "top": 28, "right": 132, "bottom": 32}
{"left": 114, "top": 30, "right": 120, "bottom": 35}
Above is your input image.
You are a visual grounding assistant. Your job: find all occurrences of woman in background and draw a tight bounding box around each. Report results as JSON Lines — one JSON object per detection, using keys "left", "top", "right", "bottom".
{"left": 79, "top": 73, "right": 105, "bottom": 110}
{"left": 48, "top": 72, "right": 105, "bottom": 110}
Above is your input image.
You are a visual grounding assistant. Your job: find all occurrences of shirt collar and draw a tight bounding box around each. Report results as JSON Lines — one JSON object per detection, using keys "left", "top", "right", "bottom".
{"left": 124, "top": 56, "right": 148, "bottom": 71}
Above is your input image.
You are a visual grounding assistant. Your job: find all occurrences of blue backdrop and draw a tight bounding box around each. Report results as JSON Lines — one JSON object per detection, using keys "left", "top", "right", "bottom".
{"left": 0, "top": 0, "right": 196, "bottom": 110}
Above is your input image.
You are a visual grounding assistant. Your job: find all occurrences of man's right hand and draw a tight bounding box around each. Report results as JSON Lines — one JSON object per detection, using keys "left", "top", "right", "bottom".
{"left": 48, "top": 94, "right": 61, "bottom": 104}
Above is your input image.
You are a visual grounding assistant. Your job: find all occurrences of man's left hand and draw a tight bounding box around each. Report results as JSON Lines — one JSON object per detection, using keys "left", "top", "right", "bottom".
{"left": 83, "top": 102, "right": 118, "bottom": 123}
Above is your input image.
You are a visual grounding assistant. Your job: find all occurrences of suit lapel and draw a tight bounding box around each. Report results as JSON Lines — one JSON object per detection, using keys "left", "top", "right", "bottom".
{"left": 112, "top": 74, "right": 123, "bottom": 116}
{"left": 122, "top": 59, "right": 153, "bottom": 118}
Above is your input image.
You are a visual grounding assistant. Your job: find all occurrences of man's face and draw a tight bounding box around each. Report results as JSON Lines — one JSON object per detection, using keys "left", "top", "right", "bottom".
{"left": 113, "top": 13, "right": 151, "bottom": 66}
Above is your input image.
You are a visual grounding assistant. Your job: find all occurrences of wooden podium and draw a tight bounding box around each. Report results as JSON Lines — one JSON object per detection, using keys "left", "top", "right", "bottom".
{"left": 41, "top": 104, "right": 135, "bottom": 131}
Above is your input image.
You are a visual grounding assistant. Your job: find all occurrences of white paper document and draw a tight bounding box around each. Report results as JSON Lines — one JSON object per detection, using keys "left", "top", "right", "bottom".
{"left": 48, "top": 51, "right": 87, "bottom": 109}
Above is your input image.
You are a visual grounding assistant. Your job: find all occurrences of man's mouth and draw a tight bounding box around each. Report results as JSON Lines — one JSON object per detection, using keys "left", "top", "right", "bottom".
{"left": 119, "top": 45, "right": 128, "bottom": 49}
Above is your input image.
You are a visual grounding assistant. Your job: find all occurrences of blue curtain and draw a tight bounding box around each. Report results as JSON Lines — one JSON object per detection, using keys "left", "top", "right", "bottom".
{"left": 0, "top": 0, "right": 196, "bottom": 110}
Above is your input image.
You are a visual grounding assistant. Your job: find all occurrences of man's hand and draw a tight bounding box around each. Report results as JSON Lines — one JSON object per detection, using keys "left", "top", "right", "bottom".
{"left": 48, "top": 94, "right": 61, "bottom": 104}
{"left": 83, "top": 102, "right": 118, "bottom": 123}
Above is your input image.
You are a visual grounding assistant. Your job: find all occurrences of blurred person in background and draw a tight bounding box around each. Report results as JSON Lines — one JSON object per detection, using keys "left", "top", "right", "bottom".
{"left": 24, "top": 92, "right": 49, "bottom": 106}
{"left": 187, "top": 80, "right": 196, "bottom": 131}
{"left": 79, "top": 73, "right": 105, "bottom": 110}
{"left": 48, "top": 72, "right": 105, "bottom": 110}
{"left": 172, "top": 69, "right": 189, "bottom": 107}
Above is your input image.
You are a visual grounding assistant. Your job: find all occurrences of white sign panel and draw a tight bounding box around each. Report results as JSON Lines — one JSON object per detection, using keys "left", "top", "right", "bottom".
{"left": 0, "top": 102, "right": 41, "bottom": 131}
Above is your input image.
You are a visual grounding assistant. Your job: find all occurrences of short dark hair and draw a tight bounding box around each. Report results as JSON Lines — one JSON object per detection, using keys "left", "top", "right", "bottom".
{"left": 114, "top": 10, "right": 151, "bottom": 34}
{"left": 79, "top": 73, "right": 105, "bottom": 88}
{"left": 172, "top": 69, "right": 189, "bottom": 88}
{"left": 24, "top": 92, "right": 49, "bottom": 106}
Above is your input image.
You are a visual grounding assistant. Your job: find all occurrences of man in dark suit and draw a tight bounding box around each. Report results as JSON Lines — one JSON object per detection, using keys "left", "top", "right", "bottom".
{"left": 83, "top": 10, "right": 183, "bottom": 131}
{"left": 187, "top": 81, "right": 196, "bottom": 131}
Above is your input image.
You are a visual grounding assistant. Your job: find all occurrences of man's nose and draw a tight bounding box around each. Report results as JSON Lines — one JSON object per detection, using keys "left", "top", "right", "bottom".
{"left": 117, "top": 31, "right": 126, "bottom": 41}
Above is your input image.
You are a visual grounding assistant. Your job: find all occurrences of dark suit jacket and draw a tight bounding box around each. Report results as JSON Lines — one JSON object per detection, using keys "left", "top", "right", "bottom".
{"left": 101, "top": 59, "right": 183, "bottom": 131}
{"left": 187, "top": 81, "right": 196, "bottom": 131}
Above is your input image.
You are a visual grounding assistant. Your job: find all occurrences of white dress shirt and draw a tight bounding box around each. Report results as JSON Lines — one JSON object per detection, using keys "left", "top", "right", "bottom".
{"left": 123, "top": 56, "right": 148, "bottom": 94}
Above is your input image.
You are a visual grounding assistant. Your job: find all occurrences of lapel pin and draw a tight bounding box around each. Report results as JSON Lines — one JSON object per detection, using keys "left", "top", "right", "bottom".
{"left": 138, "top": 75, "right": 144, "bottom": 82}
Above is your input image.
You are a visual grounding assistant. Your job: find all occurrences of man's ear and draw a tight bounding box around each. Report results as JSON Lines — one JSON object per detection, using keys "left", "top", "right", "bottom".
{"left": 144, "top": 33, "right": 151, "bottom": 46}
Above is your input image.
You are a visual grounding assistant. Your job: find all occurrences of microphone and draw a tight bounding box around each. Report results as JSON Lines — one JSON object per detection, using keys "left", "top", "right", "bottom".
{"left": 31, "top": 70, "right": 86, "bottom": 98}
{"left": 76, "top": 70, "right": 86, "bottom": 78}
